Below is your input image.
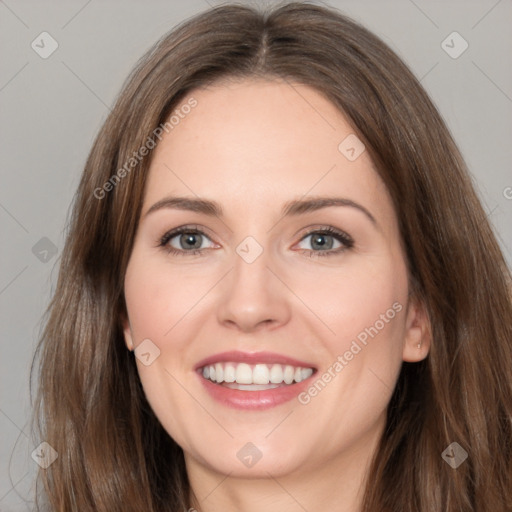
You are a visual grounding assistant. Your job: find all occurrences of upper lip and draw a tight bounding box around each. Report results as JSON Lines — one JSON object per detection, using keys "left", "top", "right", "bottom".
{"left": 194, "top": 351, "right": 317, "bottom": 371}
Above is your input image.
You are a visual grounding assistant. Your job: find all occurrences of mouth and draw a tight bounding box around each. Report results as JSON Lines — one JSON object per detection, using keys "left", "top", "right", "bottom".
{"left": 194, "top": 351, "right": 317, "bottom": 410}
{"left": 198, "top": 362, "right": 315, "bottom": 390}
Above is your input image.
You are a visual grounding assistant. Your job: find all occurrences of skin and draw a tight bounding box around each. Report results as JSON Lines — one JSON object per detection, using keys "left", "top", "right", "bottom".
{"left": 123, "top": 78, "right": 431, "bottom": 512}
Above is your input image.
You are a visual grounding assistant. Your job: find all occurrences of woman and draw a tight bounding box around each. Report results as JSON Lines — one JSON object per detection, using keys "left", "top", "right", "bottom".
{"left": 31, "top": 2, "right": 512, "bottom": 511}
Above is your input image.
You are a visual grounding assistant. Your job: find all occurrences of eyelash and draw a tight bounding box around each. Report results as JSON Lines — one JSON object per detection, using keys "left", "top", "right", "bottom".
{"left": 158, "top": 225, "right": 354, "bottom": 259}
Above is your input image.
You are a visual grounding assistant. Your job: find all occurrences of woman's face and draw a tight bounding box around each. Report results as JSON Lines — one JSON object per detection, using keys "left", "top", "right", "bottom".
{"left": 123, "top": 78, "right": 429, "bottom": 481}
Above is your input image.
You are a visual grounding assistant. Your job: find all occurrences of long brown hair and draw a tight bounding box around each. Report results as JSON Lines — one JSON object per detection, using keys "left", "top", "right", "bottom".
{"left": 31, "top": 2, "right": 512, "bottom": 510}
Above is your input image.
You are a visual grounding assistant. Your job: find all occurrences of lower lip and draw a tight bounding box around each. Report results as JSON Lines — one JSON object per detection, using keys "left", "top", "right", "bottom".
{"left": 197, "top": 372, "right": 315, "bottom": 410}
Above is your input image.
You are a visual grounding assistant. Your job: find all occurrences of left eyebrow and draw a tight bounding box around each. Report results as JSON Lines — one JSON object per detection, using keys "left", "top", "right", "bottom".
{"left": 144, "top": 195, "right": 377, "bottom": 227}
{"left": 282, "top": 196, "right": 377, "bottom": 226}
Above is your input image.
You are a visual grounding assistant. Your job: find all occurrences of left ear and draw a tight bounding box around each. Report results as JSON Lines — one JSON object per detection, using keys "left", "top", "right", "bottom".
{"left": 402, "top": 294, "right": 432, "bottom": 362}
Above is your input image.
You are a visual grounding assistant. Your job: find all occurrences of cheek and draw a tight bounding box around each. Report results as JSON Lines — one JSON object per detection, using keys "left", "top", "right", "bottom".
{"left": 124, "top": 253, "right": 203, "bottom": 347}
{"left": 294, "top": 255, "right": 409, "bottom": 421}
{"left": 123, "top": 255, "right": 202, "bottom": 445}
{"left": 292, "top": 253, "right": 409, "bottom": 354}
{"left": 295, "top": 262, "right": 407, "bottom": 426}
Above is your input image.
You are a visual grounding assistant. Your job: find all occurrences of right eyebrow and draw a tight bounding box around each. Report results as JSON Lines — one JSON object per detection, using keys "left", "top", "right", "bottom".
{"left": 144, "top": 196, "right": 223, "bottom": 218}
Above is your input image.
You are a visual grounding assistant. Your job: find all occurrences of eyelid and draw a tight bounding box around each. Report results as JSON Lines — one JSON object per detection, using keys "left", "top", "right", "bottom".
{"left": 158, "top": 224, "right": 217, "bottom": 249}
{"left": 294, "top": 224, "right": 353, "bottom": 242}
{"left": 292, "top": 225, "right": 354, "bottom": 255}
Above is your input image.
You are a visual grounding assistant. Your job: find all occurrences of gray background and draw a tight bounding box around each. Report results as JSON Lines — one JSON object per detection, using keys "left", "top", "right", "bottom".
{"left": 1, "top": 0, "right": 511, "bottom": 509}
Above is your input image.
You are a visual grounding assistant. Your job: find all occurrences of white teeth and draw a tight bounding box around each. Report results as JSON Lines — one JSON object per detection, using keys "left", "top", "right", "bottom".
{"left": 201, "top": 361, "right": 314, "bottom": 386}
{"left": 301, "top": 368, "right": 313, "bottom": 380}
{"left": 224, "top": 383, "right": 280, "bottom": 391}
{"left": 235, "top": 363, "right": 253, "bottom": 384}
{"left": 269, "top": 364, "right": 284, "bottom": 384}
{"left": 224, "top": 363, "right": 236, "bottom": 383}
{"left": 283, "top": 365, "right": 295, "bottom": 384}
{"left": 215, "top": 363, "right": 223, "bottom": 383}
{"left": 253, "top": 364, "right": 270, "bottom": 384}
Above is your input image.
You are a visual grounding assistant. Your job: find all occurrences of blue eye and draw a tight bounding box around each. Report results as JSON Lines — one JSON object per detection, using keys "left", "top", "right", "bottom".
{"left": 159, "top": 226, "right": 214, "bottom": 256}
{"left": 158, "top": 225, "right": 354, "bottom": 258}
{"left": 295, "top": 227, "right": 354, "bottom": 258}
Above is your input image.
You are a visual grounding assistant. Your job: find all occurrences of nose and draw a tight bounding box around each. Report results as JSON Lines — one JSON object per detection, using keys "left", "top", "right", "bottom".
{"left": 216, "top": 239, "right": 292, "bottom": 333}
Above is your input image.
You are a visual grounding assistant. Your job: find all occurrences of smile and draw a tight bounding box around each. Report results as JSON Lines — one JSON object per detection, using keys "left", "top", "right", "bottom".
{"left": 194, "top": 350, "right": 317, "bottom": 409}
{"left": 200, "top": 362, "right": 314, "bottom": 389}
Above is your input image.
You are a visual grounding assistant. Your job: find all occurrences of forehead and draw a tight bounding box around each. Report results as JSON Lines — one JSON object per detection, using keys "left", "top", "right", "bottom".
{"left": 143, "top": 79, "right": 392, "bottom": 223}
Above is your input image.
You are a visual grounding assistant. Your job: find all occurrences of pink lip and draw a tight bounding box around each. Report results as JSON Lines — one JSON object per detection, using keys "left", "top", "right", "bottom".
{"left": 197, "top": 376, "right": 315, "bottom": 410}
{"left": 194, "top": 350, "right": 316, "bottom": 371}
{"left": 194, "top": 350, "right": 317, "bottom": 411}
